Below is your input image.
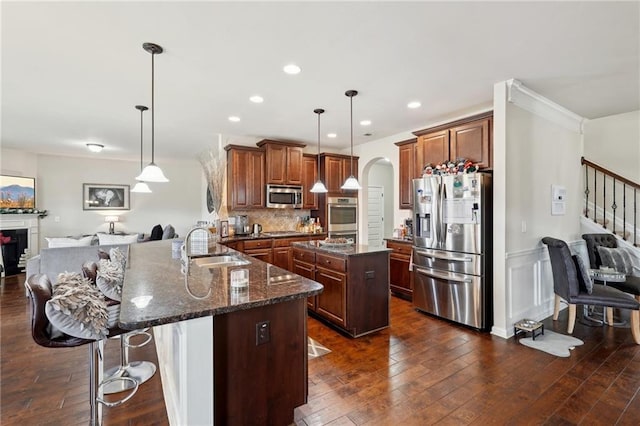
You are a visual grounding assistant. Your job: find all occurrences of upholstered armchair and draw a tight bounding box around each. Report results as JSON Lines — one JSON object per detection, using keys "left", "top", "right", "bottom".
{"left": 542, "top": 237, "right": 640, "bottom": 344}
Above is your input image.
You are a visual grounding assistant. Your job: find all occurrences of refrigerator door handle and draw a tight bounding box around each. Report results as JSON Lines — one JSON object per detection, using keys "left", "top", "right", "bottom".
{"left": 414, "top": 249, "right": 473, "bottom": 263}
{"left": 415, "top": 267, "right": 473, "bottom": 284}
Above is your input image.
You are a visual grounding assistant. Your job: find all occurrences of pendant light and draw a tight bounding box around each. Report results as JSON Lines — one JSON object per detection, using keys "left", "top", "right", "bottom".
{"left": 131, "top": 105, "right": 152, "bottom": 193}
{"left": 136, "top": 42, "right": 169, "bottom": 183}
{"left": 341, "top": 90, "right": 361, "bottom": 190}
{"left": 310, "top": 108, "right": 328, "bottom": 193}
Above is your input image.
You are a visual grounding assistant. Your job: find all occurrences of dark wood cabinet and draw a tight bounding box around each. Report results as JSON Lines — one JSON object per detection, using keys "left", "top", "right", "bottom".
{"left": 272, "top": 246, "right": 291, "bottom": 270}
{"left": 302, "top": 154, "right": 319, "bottom": 210}
{"left": 412, "top": 112, "right": 493, "bottom": 172}
{"left": 397, "top": 138, "right": 419, "bottom": 210}
{"left": 243, "top": 239, "right": 273, "bottom": 264}
{"left": 315, "top": 264, "right": 347, "bottom": 328}
{"left": 225, "top": 145, "right": 265, "bottom": 210}
{"left": 293, "top": 245, "right": 389, "bottom": 337}
{"left": 319, "top": 153, "right": 359, "bottom": 195}
{"left": 386, "top": 240, "right": 413, "bottom": 299}
{"left": 450, "top": 118, "right": 491, "bottom": 170}
{"left": 257, "top": 140, "right": 304, "bottom": 185}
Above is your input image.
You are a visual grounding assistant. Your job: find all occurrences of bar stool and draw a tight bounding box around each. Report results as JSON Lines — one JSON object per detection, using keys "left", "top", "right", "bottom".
{"left": 82, "top": 261, "right": 156, "bottom": 394}
{"left": 25, "top": 274, "right": 138, "bottom": 425}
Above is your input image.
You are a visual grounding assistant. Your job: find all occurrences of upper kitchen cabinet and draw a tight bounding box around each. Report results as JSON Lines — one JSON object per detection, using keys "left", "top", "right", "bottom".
{"left": 302, "top": 154, "right": 319, "bottom": 210}
{"left": 413, "top": 111, "right": 493, "bottom": 172}
{"left": 257, "top": 140, "right": 305, "bottom": 185}
{"left": 396, "top": 138, "right": 418, "bottom": 210}
{"left": 225, "top": 145, "right": 265, "bottom": 210}
{"left": 320, "top": 153, "right": 359, "bottom": 195}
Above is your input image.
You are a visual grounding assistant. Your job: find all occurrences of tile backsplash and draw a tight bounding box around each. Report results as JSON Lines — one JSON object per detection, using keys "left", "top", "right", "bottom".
{"left": 227, "top": 209, "right": 311, "bottom": 232}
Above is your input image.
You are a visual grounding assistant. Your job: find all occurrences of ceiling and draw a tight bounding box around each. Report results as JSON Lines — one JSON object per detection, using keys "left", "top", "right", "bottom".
{"left": 2, "top": 1, "right": 638, "bottom": 162}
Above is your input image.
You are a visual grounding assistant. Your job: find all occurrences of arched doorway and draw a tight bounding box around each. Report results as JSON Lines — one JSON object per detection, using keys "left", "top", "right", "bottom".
{"left": 360, "top": 157, "right": 394, "bottom": 246}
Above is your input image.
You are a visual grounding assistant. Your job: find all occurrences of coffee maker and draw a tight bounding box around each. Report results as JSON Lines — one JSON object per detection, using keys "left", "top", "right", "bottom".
{"left": 404, "top": 218, "right": 413, "bottom": 239}
{"left": 235, "top": 215, "right": 249, "bottom": 235}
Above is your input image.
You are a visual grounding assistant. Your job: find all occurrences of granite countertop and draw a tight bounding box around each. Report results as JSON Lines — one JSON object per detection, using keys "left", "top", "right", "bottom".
{"left": 384, "top": 237, "right": 414, "bottom": 244}
{"left": 119, "top": 240, "right": 323, "bottom": 329}
{"left": 218, "top": 231, "right": 327, "bottom": 244}
{"left": 291, "top": 241, "right": 392, "bottom": 257}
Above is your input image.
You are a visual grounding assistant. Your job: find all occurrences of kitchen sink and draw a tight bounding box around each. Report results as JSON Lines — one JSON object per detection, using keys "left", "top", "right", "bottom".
{"left": 192, "top": 255, "right": 251, "bottom": 268}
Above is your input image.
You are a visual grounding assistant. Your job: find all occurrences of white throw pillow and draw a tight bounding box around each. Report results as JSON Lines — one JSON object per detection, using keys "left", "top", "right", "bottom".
{"left": 45, "top": 272, "right": 108, "bottom": 340}
{"left": 97, "top": 233, "right": 139, "bottom": 245}
{"left": 46, "top": 235, "right": 94, "bottom": 248}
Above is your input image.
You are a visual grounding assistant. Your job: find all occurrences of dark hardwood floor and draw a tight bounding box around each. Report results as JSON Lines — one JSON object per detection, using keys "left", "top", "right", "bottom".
{"left": 3, "top": 272, "right": 640, "bottom": 425}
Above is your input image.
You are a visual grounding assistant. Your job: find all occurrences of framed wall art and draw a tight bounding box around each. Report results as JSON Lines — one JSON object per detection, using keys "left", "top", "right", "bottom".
{"left": 83, "top": 183, "right": 130, "bottom": 210}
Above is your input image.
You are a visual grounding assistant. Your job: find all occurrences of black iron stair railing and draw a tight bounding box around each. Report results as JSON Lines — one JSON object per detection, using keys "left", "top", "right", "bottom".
{"left": 582, "top": 157, "right": 639, "bottom": 247}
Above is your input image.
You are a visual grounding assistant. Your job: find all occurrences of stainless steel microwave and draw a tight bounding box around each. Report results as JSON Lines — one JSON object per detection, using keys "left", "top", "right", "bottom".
{"left": 266, "top": 184, "right": 303, "bottom": 208}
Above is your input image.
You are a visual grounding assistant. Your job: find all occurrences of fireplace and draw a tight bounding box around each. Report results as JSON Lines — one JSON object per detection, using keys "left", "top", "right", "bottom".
{"left": 0, "top": 214, "right": 40, "bottom": 277}
{"left": 1, "top": 229, "right": 28, "bottom": 276}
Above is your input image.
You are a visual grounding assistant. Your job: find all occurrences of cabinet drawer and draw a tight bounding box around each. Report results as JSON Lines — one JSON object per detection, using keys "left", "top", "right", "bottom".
{"left": 386, "top": 241, "right": 412, "bottom": 256}
{"left": 273, "top": 237, "right": 308, "bottom": 248}
{"left": 316, "top": 253, "right": 346, "bottom": 273}
{"left": 293, "top": 248, "right": 315, "bottom": 263}
{"left": 244, "top": 239, "right": 273, "bottom": 249}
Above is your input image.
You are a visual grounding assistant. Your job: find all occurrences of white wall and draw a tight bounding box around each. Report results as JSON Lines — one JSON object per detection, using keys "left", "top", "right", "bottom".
{"left": 492, "top": 80, "right": 584, "bottom": 338}
{"left": 1, "top": 150, "right": 203, "bottom": 249}
{"left": 584, "top": 110, "right": 640, "bottom": 181}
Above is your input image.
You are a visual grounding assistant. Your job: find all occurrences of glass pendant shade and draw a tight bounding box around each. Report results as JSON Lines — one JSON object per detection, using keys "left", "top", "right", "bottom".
{"left": 341, "top": 176, "right": 362, "bottom": 190}
{"left": 310, "top": 108, "right": 328, "bottom": 193}
{"left": 136, "top": 163, "right": 169, "bottom": 182}
{"left": 341, "top": 90, "right": 361, "bottom": 191}
{"left": 310, "top": 180, "right": 328, "bottom": 193}
{"left": 131, "top": 181, "right": 152, "bottom": 193}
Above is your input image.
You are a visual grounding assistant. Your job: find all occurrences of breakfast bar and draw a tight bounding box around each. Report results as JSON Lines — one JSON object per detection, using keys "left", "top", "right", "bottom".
{"left": 119, "top": 240, "right": 323, "bottom": 425}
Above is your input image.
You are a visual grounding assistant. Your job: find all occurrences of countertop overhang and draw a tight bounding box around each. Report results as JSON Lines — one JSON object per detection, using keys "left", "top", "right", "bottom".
{"left": 119, "top": 240, "right": 323, "bottom": 329}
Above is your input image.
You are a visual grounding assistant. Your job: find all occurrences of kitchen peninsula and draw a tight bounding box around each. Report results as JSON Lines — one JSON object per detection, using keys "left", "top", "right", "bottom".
{"left": 119, "top": 240, "right": 323, "bottom": 425}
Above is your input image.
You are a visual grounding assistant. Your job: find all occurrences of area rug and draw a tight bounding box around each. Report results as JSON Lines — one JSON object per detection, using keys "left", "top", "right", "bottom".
{"left": 519, "top": 330, "right": 584, "bottom": 357}
{"left": 308, "top": 337, "right": 331, "bottom": 359}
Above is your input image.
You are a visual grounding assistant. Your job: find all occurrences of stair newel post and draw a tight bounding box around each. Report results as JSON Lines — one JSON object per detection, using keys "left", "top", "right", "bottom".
{"left": 623, "top": 183, "right": 626, "bottom": 241}
{"left": 612, "top": 178, "right": 617, "bottom": 235}
{"left": 593, "top": 168, "right": 598, "bottom": 225}
{"left": 584, "top": 164, "right": 590, "bottom": 218}
{"left": 602, "top": 173, "right": 607, "bottom": 229}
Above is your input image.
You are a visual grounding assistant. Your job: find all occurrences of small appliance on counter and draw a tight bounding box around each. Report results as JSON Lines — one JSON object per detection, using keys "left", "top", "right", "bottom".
{"left": 234, "top": 215, "right": 250, "bottom": 235}
{"left": 404, "top": 218, "right": 413, "bottom": 239}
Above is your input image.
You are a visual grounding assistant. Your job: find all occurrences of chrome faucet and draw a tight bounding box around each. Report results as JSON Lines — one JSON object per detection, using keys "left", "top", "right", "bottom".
{"left": 181, "top": 226, "right": 212, "bottom": 275}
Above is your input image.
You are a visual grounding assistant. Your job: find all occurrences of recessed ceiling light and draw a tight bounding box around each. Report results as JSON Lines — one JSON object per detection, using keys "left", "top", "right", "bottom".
{"left": 86, "top": 143, "right": 104, "bottom": 153}
{"left": 283, "top": 64, "right": 301, "bottom": 75}
{"left": 360, "top": 120, "right": 372, "bottom": 126}
{"left": 408, "top": 101, "right": 421, "bottom": 109}
{"left": 249, "top": 95, "right": 264, "bottom": 103}
{"left": 228, "top": 116, "right": 240, "bottom": 122}
{"left": 327, "top": 133, "right": 337, "bottom": 138}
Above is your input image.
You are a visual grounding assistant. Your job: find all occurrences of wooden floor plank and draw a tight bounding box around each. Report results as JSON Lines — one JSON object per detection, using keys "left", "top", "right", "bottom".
{"left": 3, "top": 272, "right": 640, "bottom": 425}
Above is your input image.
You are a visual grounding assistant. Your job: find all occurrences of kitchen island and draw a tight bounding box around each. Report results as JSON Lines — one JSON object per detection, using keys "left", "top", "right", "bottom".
{"left": 119, "top": 240, "right": 323, "bottom": 425}
{"left": 291, "top": 241, "right": 391, "bottom": 337}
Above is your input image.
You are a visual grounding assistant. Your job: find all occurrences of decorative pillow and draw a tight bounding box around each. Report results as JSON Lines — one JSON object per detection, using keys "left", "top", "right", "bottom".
{"left": 572, "top": 254, "right": 593, "bottom": 294}
{"left": 45, "top": 272, "right": 108, "bottom": 340}
{"left": 95, "top": 247, "right": 127, "bottom": 302}
{"left": 597, "top": 246, "right": 633, "bottom": 275}
{"left": 46, "top": 235, "right": 94, "bottom": 248}
{"left": 150, "top": 224, "right": 163, "bottom": 241}
{"left": 162, "top": 224, "right": 176, "bottom": 240}
{"left": 97, "top": 233, "right": 139, "bottom": 245}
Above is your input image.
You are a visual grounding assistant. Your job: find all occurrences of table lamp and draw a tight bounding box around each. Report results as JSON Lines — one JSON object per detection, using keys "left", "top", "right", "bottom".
{"left": 105, "top": 215, "right": 120, "bottom": 234}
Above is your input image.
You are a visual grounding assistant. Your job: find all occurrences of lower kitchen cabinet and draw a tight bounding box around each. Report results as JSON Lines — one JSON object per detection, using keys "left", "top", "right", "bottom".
{"left": 243, "top": 239, "right": 273, "bottom": 264}
{"left": 292, "top": 244, "right": 389, "bottom": 337}
{"left": 387, "top": 239, "right": 413, "bottom": 299}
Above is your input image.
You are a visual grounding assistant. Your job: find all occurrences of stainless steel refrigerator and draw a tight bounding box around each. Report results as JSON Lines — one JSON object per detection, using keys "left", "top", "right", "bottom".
{"left": 412, "top": 173, "right": 492, "bottom": 330}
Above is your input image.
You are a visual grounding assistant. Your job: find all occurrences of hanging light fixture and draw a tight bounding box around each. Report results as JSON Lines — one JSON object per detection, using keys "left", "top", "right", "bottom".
{"left": 310, "top": 108, "right": 328, "bottom": 193}
{"left": 131, "top": 105, "right": 152, "bottom": 193}
{"left": 341, "top": 90, "right": 361, "bottom": 190}
{"left": 136, "top": 42, "right": 169, "bottom": 183}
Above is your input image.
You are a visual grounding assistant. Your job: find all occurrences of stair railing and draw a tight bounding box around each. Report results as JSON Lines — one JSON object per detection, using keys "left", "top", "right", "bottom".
{"left": 582, "top": 157, "right": 639, "bottom": 247}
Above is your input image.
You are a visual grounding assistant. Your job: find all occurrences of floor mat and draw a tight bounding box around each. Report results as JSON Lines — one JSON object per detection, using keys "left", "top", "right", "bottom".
{"left": 308, "top": 337, "right": 331, "bottom": 359}
{"left": 519, "top": 330, "right": 584, "bottom": 357}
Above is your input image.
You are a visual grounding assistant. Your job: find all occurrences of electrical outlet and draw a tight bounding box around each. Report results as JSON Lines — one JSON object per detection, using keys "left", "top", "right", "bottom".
{"left": 256, "top": 320, "right": 270, "bottom": 345}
